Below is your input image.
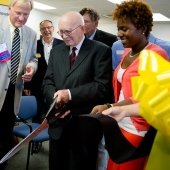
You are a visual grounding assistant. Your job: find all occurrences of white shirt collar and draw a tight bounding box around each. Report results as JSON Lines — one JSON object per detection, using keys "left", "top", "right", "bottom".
{"left": 42, "top": 38, "right": 54, "bottom": 46}
{"left": 88, "top": 30, "right": 97, "bottom": 40}
{"left": 70, "top": 35, "right": 85, "bottom": 55}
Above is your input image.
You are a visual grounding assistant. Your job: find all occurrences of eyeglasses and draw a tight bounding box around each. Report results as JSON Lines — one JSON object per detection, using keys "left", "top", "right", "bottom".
{"left": 57, "top": 25, "right": 81, "bottom": 37}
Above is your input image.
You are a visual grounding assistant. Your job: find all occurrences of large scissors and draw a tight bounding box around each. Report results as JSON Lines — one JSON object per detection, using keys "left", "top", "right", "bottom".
{"left": 0, "top": 97, "right": 68, "bottom": 164}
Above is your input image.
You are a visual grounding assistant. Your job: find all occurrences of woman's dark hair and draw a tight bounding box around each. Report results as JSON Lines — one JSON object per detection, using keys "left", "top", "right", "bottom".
{"left": 113, "top": 0, "right": 153, "bottom": 38}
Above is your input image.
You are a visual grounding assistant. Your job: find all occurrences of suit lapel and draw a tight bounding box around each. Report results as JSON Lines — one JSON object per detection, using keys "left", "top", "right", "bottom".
{"left": 38, "top": 40, "right": 47, "bottom": 66}
{"left": 67, "top": 39, "right": 90, "bottom": 75}
{"left": 18, "top": 26, "right": 29, "bottom": 72}
{"left": 53, "top": 38, "right": 62, "bottom": 47}
{"left": 93, "top": 29, "right": 102, "bottom": 42}
{"left": 52, "top": 38, "right": 58, "bottom": 47}
{"left": 60, "top": 46, "right": 70, "bottom": 74}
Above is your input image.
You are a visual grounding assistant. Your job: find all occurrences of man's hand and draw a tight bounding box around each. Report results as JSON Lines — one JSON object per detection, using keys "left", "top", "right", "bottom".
{"left": 53, "top": 89, "right": 70, "bottom": 109}
{"left": 23, "top": 89, "right": 31, "bottom": 96}
{"left": 22, "top": 65, "right": 34, "bottom": 82}
{"left": 90, "top": 104, "right": 108, "bottom": 114}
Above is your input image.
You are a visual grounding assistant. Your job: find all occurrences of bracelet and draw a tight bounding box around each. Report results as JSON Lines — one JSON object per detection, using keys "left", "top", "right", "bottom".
{"left": 105, "top": 103, "right": 113, "bottom": 108}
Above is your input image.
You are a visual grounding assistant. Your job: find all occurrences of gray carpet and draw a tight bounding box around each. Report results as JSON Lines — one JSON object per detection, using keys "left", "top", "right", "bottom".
{"left": 5, "top": 141, "right": 49, "bottom": 170}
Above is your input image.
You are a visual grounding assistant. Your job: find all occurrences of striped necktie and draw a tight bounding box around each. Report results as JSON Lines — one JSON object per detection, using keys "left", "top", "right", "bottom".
{"left": 11, "top": 28, "right": 20, "bottom": 84}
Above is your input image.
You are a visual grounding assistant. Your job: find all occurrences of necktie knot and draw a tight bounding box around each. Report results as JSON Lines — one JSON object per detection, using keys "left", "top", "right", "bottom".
{"left": 70, "top": 47, "right": 77, "bottom": 68}
{"left": 14, "top": 28, "right": 19, "bottom": 35}
{"left": 72, "top": 47, "right": 77, "bottom": 52}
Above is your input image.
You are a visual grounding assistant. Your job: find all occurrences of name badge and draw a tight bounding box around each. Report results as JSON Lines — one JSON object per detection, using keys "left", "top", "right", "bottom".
{"left": 0, "top": 43, "right": 11, "bottom": 63}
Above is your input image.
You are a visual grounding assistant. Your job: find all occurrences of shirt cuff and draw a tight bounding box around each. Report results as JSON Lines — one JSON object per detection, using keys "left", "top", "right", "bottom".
{"left": 67, "top": 89, "right": 71, "bottom": 100}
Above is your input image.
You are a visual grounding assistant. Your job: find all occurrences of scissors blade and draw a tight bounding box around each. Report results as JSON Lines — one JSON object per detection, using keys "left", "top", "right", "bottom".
{"left": 0, "top": 119, "right": 48, "bottom": 164}
{"left": 45, "top": 97, "right": 57, "bottom": 119}
{"left": 0, "top": 98, "right": 57, "bottom": 164}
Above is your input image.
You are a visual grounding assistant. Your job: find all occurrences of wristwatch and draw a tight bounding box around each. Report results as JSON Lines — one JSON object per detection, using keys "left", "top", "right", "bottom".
{"left": 105, "top": 103, "right": 113, "bottom": 108}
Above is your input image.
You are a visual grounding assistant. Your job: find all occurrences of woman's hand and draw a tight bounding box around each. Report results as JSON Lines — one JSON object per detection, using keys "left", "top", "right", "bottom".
{"left": 102, "top": 103, "right": 139, "bottom": 122}
{"left": 102, "top": 106, "right": 126, "bottom": 122}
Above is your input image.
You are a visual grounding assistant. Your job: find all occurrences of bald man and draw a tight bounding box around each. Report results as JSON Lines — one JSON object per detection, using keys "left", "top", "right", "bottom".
{"left": 43, "top": 11, "right": 113, "bottom": 170}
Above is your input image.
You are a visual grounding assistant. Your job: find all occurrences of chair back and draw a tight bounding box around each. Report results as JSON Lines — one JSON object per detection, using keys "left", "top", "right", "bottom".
{"left": 17, "top": 96, "right": 37, "bottom": 120}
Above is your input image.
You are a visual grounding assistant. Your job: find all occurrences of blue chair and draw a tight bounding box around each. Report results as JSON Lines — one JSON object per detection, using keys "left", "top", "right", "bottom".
{"left": 13, "top": 96, "right": 49, "bottom": 170}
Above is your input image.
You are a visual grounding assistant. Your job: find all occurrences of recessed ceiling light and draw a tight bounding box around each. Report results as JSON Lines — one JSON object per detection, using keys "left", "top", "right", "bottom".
{"left": 107, "top": 0, "right": 126, "bottom": 4}
{"left": 153, "top": 13, "right": 170, "bottom": 22}
{"left": 107, "top": 0, "right": 170, "bottom": 22}
{"left": 33, "top": 1, "right": 56, "bottom": 10}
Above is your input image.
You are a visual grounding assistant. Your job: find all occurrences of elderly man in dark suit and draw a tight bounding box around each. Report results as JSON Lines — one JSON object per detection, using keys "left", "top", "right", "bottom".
{"left": 43, "top": 11, "right": 113, "bottom": 170}
{"left": 79, "top": 7, "right": 118, "bottom": 47}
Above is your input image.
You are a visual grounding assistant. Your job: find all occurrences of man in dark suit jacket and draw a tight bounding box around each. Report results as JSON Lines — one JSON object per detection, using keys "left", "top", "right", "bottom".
{"left": 79, "top": 7, "right": 117, "bottom": 170}
{"left": 79, "top": 7, "right": 118, "bottom": 47}
{"left": 24, "top": 20, "right": 62, "bottom": 152}
{"left": 25, "top": 20, "right": 62, "bottom": 121}
{"left": 42, "top": 11, "right": 113, "bottom": 170}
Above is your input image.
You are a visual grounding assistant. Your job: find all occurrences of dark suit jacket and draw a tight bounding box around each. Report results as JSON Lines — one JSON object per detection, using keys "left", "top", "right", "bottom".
{"left": 93, "top": 29, "right": 118, "bottom": 47}
{"left": 25, "top": 38, "right": 63, "bottom": 97}
{"left": 43, "top": 38, "right": 113, "bottom": 115}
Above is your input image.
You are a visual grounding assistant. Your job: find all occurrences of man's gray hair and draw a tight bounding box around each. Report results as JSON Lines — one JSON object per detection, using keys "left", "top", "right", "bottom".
{"left": 9, "top": 0, "right": 33, "bottom": 10}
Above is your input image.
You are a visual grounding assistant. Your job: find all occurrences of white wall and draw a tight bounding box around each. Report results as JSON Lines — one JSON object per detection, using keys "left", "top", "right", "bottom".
{"left": 26, "top": 9, "right": 170, "bottom": 42}
{"left": 26, "top": 9, "right": 61, "bottom": 39}
{"left": 99, "top": 18, "right": 170, "bottom": 42}
{"left": 152, "top": 23, "right": 170, "bottom": 41}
